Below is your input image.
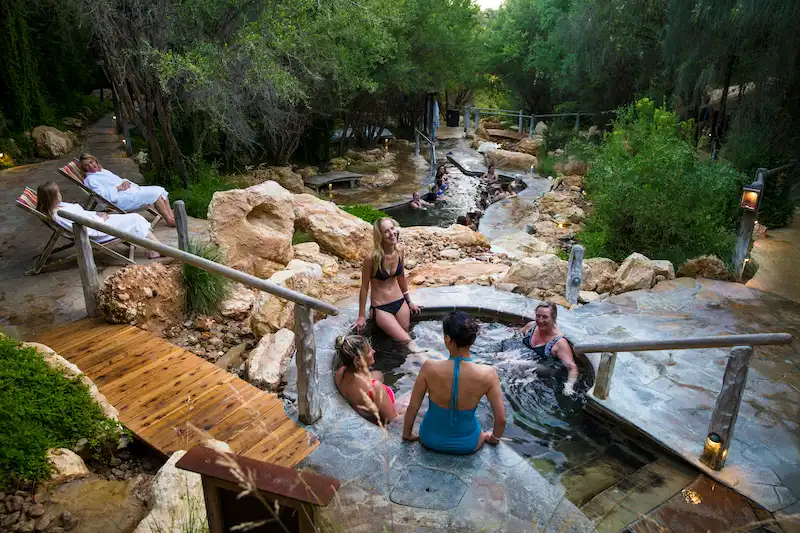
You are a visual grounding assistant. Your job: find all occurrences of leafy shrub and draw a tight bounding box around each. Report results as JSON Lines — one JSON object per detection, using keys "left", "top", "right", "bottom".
{"left": 169, "top": 161, "right": 235, "bottom": 219}
{"left": 542, "top": 120, "right": 578, "bottom": 152}
{"left": 183, "top": 240, "right": 231, "bottom": 316}
{"left": 580, "top": 98, "right": 747, "bottom": 266}
{"left": 537, "top": 154, "right": 558, "bottom": 178}
{"left": 340, "top": 204, "right": 389, "bottom": 224}
{"left": 0, "top": 335, "right": 118, "bottom": 486}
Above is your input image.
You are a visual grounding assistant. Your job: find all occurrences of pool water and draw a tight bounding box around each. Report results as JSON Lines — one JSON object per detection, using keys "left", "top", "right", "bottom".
{"left": 369, "top": 320, "right": 675, "bottom": 507}
{"left": 384, "top": 168, "right": 482, "bottom": 228}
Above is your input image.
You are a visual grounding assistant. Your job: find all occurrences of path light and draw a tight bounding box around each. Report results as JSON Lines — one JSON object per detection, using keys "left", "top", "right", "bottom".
{"left": 113, "top": 115, "right": 117, "bottom": 121}
{"left": 740, "top": 182, "right": 763, "bottom": 212}
{"left": 700, "top": 432, "right": 725, "bottom": 470}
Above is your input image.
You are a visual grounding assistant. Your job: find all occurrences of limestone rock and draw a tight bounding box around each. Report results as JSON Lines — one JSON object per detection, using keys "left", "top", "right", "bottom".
{"left": 480, "top": 117, "right": 503, "bottom": 130}
{"left": 359, "top": 168, "right": 398, "bottom": 189}
{"left": 554, "top": 158, "right": 590, "bottom": 176}
{"left": 328, "top": 157, "right": 350, "bottom": 171}
{"left": 581, "top": 258, "right": 619, "bottom": 293}
{"left": 652, "top": 260, "right": 676, "bottom": 281}
{"left": 534, "top": 121, "right": 548, "bottom": 136}
{"left": 477, "top": 141, "right": 501, "bottom": 154}
{"left": 132, "top": 445, "right": 227, "bottom": 533}
{"left": 546, "top": 294, "right": 571, "bottom": 308}
{"left": 97, "top": 263, "right": 184, "bottom": 335}
{"left": 502, "top": 254, "right": 568, "bottom": 296}
{"left": 293, "top": 194, "right": 371, "bottom": 261}
{"left": 208, "top": 181, "right": 295, "bottom": 277}
{"left": 485, "top": 149, "right": 538, "bottom": 172}
{"left": 613, "top": 253, "right": 656, "bottom": 294}
{"left": 293, "top": 242, "right": 338, "bottom": 277}
{"left": 251, "top": 267, "right": 323, "bottom": 337}
{"left": 494, "top": 282, "right": 518, "bottom": 293}
{"left": 439, "top": 248, "right": 461, "bottom": 260}
{"left": 246, "top": 329, "right": 295, "bottom": 391}
{"left": 219, "top": 283, "right": 256, "bottom": 321}
{"left": 31, "top": 126, "right": 74, "bottom": 158}
{"left": 578, "top": 291, "right": 602, "bottom": 304}
{"left": 475, "top": 124, "right": 490, "bottom": 140}
{"left": 347, "top": 148, "right": 386, "bottom": 163}
{"left": 285, "top": 259, "right": 323, "bottom": 278}
{"left": 516, "top": 137, "right": 543, "bottom": 157}
{"left": 47, "top": 449, "right": 90, "bottom": 484}
{"left": 538, "top": 192, "right": 585, "bottom": 224}
{"left": 491, "top": 232, "right": 555, "bottom": 259}
{"left": 23, "top": 342, "right": 119, "bottom": 421}
{"left": 677, "top": 255, "right": 728, "bottom": 280}
{"left": 403, "top": 225, "right": 489, "bottom": 249}
{"left": 297, "top": 166, "right": 317, "bottom": 180}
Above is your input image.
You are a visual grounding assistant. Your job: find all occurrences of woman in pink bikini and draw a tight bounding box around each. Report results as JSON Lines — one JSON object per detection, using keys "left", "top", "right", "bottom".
{"left": 334, "top": 335, "right": 397, "bottom": 425}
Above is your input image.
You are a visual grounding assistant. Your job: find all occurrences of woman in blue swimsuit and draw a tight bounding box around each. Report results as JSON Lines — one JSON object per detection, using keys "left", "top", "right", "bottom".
{"left": 356, "top": 218, "right": 421, "bottom": 348}
{"left": 521, "top": 302, "right": 579, "bottom": 396}
{"left": 403, "top": 312, "right": 507, "bottom": 454}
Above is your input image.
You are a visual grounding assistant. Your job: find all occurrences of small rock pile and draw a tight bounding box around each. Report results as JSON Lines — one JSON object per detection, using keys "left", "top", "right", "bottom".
{"left": 88, "top": 447, "right": 162, "bottom": 483}
{"left": 163, "top": 315, "right": 255, "bottom": 364}
{"left": 1, "top": 491, "right": 73, "bottom": 533}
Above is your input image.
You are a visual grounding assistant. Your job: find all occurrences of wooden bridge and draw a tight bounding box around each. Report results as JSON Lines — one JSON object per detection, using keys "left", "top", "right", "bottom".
{"left": 37, "top": 318, "right": 318, "bottom": 467}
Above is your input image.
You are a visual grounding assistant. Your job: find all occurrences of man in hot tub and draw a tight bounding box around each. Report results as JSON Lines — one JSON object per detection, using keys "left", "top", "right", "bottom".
{"left": 521, "top": 302, "right": 579, "bottom": 397}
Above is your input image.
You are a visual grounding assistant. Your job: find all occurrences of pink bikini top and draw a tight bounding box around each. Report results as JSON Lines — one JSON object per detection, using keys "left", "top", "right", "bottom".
{"left": 369, "top": 380, "right": 396, "bottom": 404}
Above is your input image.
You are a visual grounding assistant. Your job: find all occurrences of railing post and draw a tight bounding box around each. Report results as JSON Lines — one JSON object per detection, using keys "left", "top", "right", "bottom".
{"left": 464, "top": 106, "right": 471, "bottom": 132}
{"left": 733, "top": 168, "right": 765, "bottom": 281}
{"left": 701, "top": 345, "right": 752, "bottom": 470}
{"left": 475, "top": 109, "right": 480, "bottom": 130}
{"left": 414, "top": 130, "right": 420, "bottom": 156}
{"left": 174, "top": 200, "right": 190, "bottom": 252}
{"left": 73, "top": 223, "right": 100, "bottom": 318}
{"left": 529, "top": 113, "right": 535, "bottom": 138}
{"left": 518, "top": 109, "right": 523, "bottom": 133}
{"left": 593, "top": 352, "right": 616, "bottom": 400}
{"left": 295, "top": 305, "right": 321, "bottom": 424}
{"left": 565, "top": 245, "right": 584, "bottom": 306}
{"left": 430, "top": 142, "right": 437, "bottom": 178}
{"left": 574, "top": 112, "right": 580, "bottom": 132}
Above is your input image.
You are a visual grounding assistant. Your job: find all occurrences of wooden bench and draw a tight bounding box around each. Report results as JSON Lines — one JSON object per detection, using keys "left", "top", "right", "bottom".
{"left": 304, "top": 171, "right": 363, "bottom": 193}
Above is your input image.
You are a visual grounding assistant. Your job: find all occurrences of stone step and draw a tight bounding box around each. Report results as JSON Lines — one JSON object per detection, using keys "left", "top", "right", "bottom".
{"left": 580, "top": 457, "right": 697, "bottom": 533}
{"left": 560, "top": 451, "right": 639, "bottom": 507}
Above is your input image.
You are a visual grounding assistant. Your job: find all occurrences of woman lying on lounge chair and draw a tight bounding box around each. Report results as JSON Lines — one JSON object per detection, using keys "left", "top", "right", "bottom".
{"left": 79, "top": 153, "right": 175, "bottom": 226}
{"left": 37, "top": 181, "right": 163, "bottom": 259}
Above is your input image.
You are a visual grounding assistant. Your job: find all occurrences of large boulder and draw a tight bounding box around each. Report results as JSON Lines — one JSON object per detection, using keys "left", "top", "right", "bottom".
{"left": 97, "top": 263, "right": 184, "bottom": 335}
{"left": 538, "top": 192, "right": 585, "bottom": 224}
{"left": 47, "top": 449, "right": 90, "bottom": 484}
{"left": 516, "top": 137, "right": 544, "bottom": 157}
{"left": 208, "top": 181, "right": 295, "bottom": 278}
{"left": 250, "top": 262, "right": 323, "bottom": 337}
{"left": 613, "top": 253, "right": 656, "bottom": 294}
{"left": 402, "top": 225, "right": 490, "bottom": 249}
{"left": 677, "top": 255, "right": 728, "bottom": 280}
{"left": 652, "top": 260, "right": 676, "bottom": 282}
{"left": 477, "top": 141, "right": 501, "bottom": 154}
{"left": 31, "top": 126, "right": 74, "bottom": 158}
{"left": 246, "top": 329, "right": 295, "bottom": 391}
{"left": 502, "top": 254, "right": 568, "bottom": 297}
{"left": 328, "top": 157, "right": 350, "bottom": 171}
{"left": 292, "top": 194, "right": 371, "bottom": 261}
{"left": 293, "top": 242, "right": 339, "bottom": 277}
{"left": 534, "top": 121, "right": 548, "bottom": 136}
{"left": 485, "top": 149, "right": 538, "bottom": 172}
{"left": 581, "top": 258, "right": 619, "bottom": 294}
{"left": 491, "top": 232, "right": 556, "bottom": 259}
{"left": 218, "top": 283, "right": 257, "bottom": 321}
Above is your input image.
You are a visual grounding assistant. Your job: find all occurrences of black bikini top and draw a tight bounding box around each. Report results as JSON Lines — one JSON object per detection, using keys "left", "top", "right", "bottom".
{"left": 373, "top": 255, "right": 404, "bottom": 281}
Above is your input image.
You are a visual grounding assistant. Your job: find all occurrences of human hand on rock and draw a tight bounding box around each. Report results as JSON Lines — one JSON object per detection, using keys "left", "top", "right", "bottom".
{"left": 354, "top": 315, "right": 366, "bottom": 334}
{"left": 562, "top": 381, "right": 576, "bottom": 397}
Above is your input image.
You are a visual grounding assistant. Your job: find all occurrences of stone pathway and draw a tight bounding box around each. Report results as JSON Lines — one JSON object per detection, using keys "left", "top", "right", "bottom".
{"left": 748, "top": 214, "right": 800, "bottom": 303}
{"left": 0, "top": 115, "right": 207, "bottom": 340}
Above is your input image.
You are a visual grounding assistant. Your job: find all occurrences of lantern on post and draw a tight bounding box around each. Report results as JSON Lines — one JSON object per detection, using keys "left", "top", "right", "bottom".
{"left": 732, "top": 169, "right": 766, "bottom": 281}
{"left": 700, "top": 432, "right": 725, "bottom": 470}
{"left": 739, "top": 182, "right": 763, "bottom": 212}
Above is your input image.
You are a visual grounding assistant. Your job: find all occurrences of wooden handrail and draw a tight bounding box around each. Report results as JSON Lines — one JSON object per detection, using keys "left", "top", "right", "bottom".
{"left": 57, "top": 209, "right": 340, "bottom": 316}
{"left": 573, "top": 332, "right": 791, "bottom": 354}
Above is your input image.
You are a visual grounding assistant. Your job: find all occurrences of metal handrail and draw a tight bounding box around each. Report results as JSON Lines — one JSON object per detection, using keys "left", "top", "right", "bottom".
{"left": 57, "top": 209, "right": 340, "bottom": 316}
{"left": 758, "top": 160, "right": 796, "bottom": 179}
{"left": 573, "top": 333, "right": 791, "bottom": 354}
{"left": 414, "top": 128, "right": 435, "bottom": 146}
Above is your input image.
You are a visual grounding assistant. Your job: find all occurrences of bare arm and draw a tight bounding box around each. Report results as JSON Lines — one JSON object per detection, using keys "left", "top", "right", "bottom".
{"left": 403, "top": 363, "right": 429, "bottom": 440}
{"left": 357, "top": 259, "right": 372, "bottom": 329}
{"left": 397, "top": 253, "right": 419, "bottom": 313}
{"left": 521, "top": 320, "right": 535, "bottom": 335}
{"left": 552, "top": 338, "right": 579, "bottom": 387}
{"left": 370, "top": 382, "right": 398, "bottom": 425}
{"left": 485, "top": 370, "right": 506, "bottom": 442}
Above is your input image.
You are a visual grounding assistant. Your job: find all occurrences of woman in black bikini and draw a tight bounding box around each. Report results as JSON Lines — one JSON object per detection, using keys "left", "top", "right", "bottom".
{"left": 356, "top": 218, "right": 421, "bottom": 347}
{"left": 521, "top": 302, "right": 579, "bottom": 396}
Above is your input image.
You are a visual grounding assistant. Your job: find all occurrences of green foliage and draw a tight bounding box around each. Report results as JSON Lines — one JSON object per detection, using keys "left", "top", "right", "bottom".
{"left": 580, "top": 99, "right": 747, "bottom": 266}
{"left": 537, "top": 155, "right": 558, "bottom": 178}
{"left": 543, "top": 121, "right": 577, "bottom": 152}
{"left": 0, "top": 335, "right": 120, "bottom": 487}
{"left": 182, "top": 240, "right": 230, "bottom": 316}
{"left": 169, "top": 161, "right": 234, "bottom": 219}
{"left": 292, "top": 231, "right": 314, "bottom": 246}
{"left": 340, "top": 204, "right": 388, "bottom": 225}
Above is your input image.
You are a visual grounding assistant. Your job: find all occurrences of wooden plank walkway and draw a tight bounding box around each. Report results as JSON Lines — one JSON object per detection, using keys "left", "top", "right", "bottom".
{"left": 36, "top": 318, "right": 318, "bottom": 467}
{"left": 305, "top": 170, "right": 363, "bottom": 192}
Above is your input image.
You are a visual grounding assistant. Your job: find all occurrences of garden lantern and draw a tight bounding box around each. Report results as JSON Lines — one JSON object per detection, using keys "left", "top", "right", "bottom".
{"left": 700, "top": 432, "right": 726, "bottom": 470}
{"left": 739, "top": 182, "right": 763, "bottom": 212}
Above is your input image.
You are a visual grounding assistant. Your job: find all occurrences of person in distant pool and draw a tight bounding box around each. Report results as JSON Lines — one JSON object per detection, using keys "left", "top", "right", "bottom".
{"left": 521, "top": 302, "right": 579, "bottom": 396}
{"left": 403, "top": 311, "right": 506, "bottom": 454}
{"left": 492, "top": 182, "right": 517, "bottom": 202}
{"left": 478, "top": 190, "right": 491, "bottom": 210}
{"left": 436, "top": 165, "right": 449, "bottom": 184}
{"left": 334, "top": 335, "right": 397, "bottom": 425}
{"left": 480, "top": 164, "right": 498, "bottom": 184}
{"left": 356, "top": 218, "right": 421, "bottom": 349}
{"left": 410, "top": 191, "right": 433, "bottom": 210}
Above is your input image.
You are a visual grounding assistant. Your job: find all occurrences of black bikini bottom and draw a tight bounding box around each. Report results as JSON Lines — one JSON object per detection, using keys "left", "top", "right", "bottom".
{"left": 372, "top": 298, "right": 406, "bottom": 317}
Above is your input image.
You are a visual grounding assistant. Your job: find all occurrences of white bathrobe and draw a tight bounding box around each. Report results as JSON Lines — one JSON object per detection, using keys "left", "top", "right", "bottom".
{"left": 84, "top": 168, "right": 168, "bottom": 212}
{"left": 54, "top": 202, "right": 150, "bottom": 241}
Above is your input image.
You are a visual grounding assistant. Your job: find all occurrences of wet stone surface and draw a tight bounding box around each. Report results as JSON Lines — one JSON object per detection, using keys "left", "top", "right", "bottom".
{"left": 390, "top": 466, "right": 468, "bottom": 510}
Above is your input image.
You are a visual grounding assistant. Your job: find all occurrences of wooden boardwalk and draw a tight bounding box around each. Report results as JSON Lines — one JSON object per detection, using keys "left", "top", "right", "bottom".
{"left": 36, "top": 318, "right": 318, "bottom": 467}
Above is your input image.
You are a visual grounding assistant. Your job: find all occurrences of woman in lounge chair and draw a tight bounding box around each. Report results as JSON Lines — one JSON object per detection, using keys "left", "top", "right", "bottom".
{"left": 355, "top": 218, "right": 421, "bottom": 350}
{"left": 334, "top": 335, "right": 397, "bottom": 425}
{"left": 402, "top": 311, "right": 506, "bottom": 454}
{"left": 37, "top": 181, "right": 163, "bottom": 259}
{"left": 79, "top": 153, "right": 175, "bottom": 226}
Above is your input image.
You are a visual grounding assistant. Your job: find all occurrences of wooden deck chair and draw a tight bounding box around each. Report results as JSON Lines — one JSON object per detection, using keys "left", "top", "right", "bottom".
{"left": 58, "top": 159, "right": 162, "bottom": 229}
{"left": 16, "top": 187, "right": 137, "bottom": 275}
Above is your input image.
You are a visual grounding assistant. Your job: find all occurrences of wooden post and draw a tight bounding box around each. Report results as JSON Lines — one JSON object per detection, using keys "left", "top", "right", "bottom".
{"left": 414, "top": 130, "right": 420, "bottom": 156}
{"left": 174, "top": 200, "right": 190, "bottom": 252}
{"left": 529, "top": 113, "right": 535, "bottom": 138}
{"left": 73, "top": 223, "right": 100, "bottom": 318}
{"left": 295, "top": 305, "right": 321, "bottom": 424}
{"left": 702, "top": 345, "right": 753, "bottom": 470}
{"left": 574, "top": 112, "right": 580, "bottom": 132}
{"left": 464, "top": 106, "right": 471, "bottom": 132}
{"left": 565, "top": 245, "right": 584, "bottom": 306}
{"left": 475, "top": 109, "right": 480, "bottom": 129}
{"left": 593, "top": 352, "right": 616, "bottom": 400}
{"left": 733, "top": 169, "right": 764, "bottom": 281}
{"left": 518, "top": 109, "right": 523, "bottom": 133}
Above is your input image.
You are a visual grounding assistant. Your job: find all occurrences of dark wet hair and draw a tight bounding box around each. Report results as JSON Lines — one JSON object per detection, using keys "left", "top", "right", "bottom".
{"left": 535, "top": 302, "right": 558, "bottom": 322}
{"left": 336, "top": 335, "right": 370, "bottom": 370}
{"left": 456, "top": 216, "right": 467, "bottom": 225}
{"left": 436, "top": 165, "right": 446, "bottom": 178}
{"left": 443, "top": 311, "right": 479, "bottom": 347}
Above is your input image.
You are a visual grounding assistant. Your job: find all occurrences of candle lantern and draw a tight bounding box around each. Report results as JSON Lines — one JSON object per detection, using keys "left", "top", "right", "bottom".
{"left": 700, "top": 432, "right": 726, "bottom": 470}
{"left": 740, "top": 182, "right": 763, "bottom": 212}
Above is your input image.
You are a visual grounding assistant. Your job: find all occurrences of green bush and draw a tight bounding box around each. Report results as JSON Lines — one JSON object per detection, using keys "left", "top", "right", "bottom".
{"left": 580, "top": 98, "right": 747, "bottom": 266}
{"left": 542, "top": 121, "right": 578, "bottom": 152}
{"left": 340, "top": 204, "right": 388, "bottom": 224}
{"left": 0, "top": 335, "right": 119, "bottom": 486}
{"left": 169, "top": 161, "right": 235, "bottom": 219}
{"left": 183, "top": 240, "right": 231, "bottom": 316}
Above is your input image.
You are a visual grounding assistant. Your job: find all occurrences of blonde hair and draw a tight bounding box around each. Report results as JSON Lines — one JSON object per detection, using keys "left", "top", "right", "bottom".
{"left": 36, "top": 181, "right": 61, "bottom": 217}
{"left": 78, "top": 153, "right": 101, "bottom": 171}
{"left": 336, "top": 335, "right": 371, "bottom": 370}
{"left": 371, "top": 217, "right": 401, "bottom": 277}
